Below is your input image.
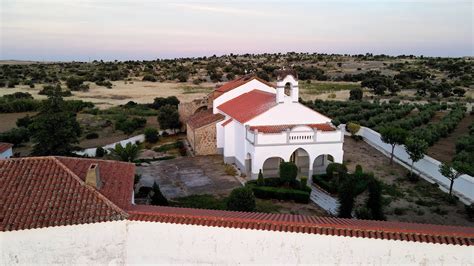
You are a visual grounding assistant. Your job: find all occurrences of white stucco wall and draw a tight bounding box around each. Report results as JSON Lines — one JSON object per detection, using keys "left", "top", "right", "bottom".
{"left": 2, "top": 221, "right": 472, "bottom": 265}
{"left": 0, "top": 148, "right": 13, "bottom": 159}
{"left": 223, "top": 121, "right": 235, "bottom": 158}
{"left": 247, "top": 102, "right": 330, "bottom": 126}
{"left": 212, "top": 79, "right": 275, "bottom": 114}
{"left": 0, "top": 221, "right": 126, "bottom": 265}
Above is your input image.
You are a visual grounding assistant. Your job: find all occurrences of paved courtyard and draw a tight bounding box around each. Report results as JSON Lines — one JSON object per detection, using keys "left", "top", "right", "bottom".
{"left": 136, "top": 155, "right": 243, "bottom": 199}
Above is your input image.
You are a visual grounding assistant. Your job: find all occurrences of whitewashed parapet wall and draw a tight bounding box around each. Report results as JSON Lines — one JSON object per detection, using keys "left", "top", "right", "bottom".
{"left": 1, "top": 221, "right": 471, "bottom": 265}
{"left": 340, "top": 125, "right": 474, "bottom": 204}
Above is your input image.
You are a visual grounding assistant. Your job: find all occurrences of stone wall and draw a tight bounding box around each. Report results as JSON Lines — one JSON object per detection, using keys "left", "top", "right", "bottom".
{"left": 178, "top": 96, "right": 213, "bottom": 126}
{"left": 192, "top": 122, "right": 218, "bottom": 155}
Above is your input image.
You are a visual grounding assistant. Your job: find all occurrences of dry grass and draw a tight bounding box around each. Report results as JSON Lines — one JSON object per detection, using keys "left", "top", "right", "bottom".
{"left": 0, "top": 81, "right": 215, "bottom": 109}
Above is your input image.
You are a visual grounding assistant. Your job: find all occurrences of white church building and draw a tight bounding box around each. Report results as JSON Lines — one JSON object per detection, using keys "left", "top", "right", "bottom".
{"left": 186, "top": 70, "right": 344, "bottom": 179}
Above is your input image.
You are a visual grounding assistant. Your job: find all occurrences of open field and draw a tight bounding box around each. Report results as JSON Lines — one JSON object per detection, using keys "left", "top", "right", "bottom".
{"left": 343, "top": 136, "right": 473, "bottom": 227}
{"left": 0, "top": 81, "right": 214, "bottom": 109}
{"left": 0, "top": 112, "right": 37, "bottom": 133}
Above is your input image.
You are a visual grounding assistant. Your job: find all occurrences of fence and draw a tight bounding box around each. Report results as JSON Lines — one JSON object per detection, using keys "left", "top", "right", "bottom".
{"left": 340, "top": 125, "right": 474, "bottom": 204}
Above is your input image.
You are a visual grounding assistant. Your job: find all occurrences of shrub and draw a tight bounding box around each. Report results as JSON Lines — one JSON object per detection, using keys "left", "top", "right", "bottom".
{"left": 224, "top": 164, "right": 237, "bottom": 176}
{"left": 346, "top": 122, "right": 361, "bottom": 137}
{"left": 312, "top": 174, "right": 337, "bottom": 194}
{"left": 349, "top": 88, "right": 363, "bottom": 100}
{"left": 366, "top": 178, "right": 385, "bottom": 220}
{"left": 66, "top": 76, "right": 85, "bottom": 90}
{"left": 142, "top": 74, "right": 157, "bottom": 82}
{"left": 300, "top": 176, "right": 308, "bottom": 189}
{"left": 0, "top": 127, "right": 30, "bottom": 145}
{"left": 85, "top": 132, "right": 99, "bottom": 139}
{"left": 279, "top": 162, "right": 298, "bottom": 185}
{"left": 251, "top": 186, "right": 310, "bottom": 204}
{"left": 465, "top": 204, "right": 474, "bottom": 220}
{"left": 355, "top": 207, "right": 371, "bottom": 219}
{"left": 16, "top": 115, "right": 32, "bottom": 128}
{"left": 257, "top": 169, "right": 265, "bottom": 186}
{"left": 393, "top": 207, "right": 406, "bottom": 215}
{"left": 326, "top": 163, "right": 347, "bottom": 179}
{"left": 150, "top": 182, "right": 169, "bottom": 206}
{"left": 337, "top": 177, "right": 356, "bottom": 218}
{"left": 116, "top": 117, "right": 147, "bottom": 134}
{"left": 95, "top": 146, "right": 105, "bottom": 157}
{"left": 144, "top": 127, "right": 159, "bottom": 143}
{"left": 226, "top": 187, "right": 256, "bottom": 212}
{"left": 355, "top": 165, "right": 363, "bottom": 175}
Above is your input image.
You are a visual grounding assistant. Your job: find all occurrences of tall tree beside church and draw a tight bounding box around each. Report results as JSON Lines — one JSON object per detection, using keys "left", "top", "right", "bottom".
{"left": 28, "top": 86, "right": 81, "bottom": 155}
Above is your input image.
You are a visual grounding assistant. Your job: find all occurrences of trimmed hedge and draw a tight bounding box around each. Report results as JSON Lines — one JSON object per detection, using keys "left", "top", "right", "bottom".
{"left": 251, "top": 186, "right": 310, "bottom": 204}
{"left": 247, "top": 177, "right": 311, "bottom": 203}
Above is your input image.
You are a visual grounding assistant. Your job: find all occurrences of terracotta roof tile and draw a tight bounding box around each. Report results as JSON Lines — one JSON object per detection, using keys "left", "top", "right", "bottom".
{"left": 127, "top": 205, "right": 474, "bottom": 246}
{"left": 221, "top": 118, "right": 233, "bottom": 127}
{"left": 0, "top": 142, "right": 13, "bottom": 153}
{"left": 217, "top": 90, "right": 277, "bottom": 123}
{"left": 187, "top": 109, "right": 225, "bottom": 129}
{"left": 216, "top": 75, "right": 274, "bottom": 93}
{"left": 250, "top": 123, "right": 335, "bottom": 133}
{"left": 0, "top": 157, "right": 134, "bottom": 231}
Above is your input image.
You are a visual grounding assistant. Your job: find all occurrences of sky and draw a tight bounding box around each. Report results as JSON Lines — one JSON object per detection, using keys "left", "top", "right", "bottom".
{"left": 0, "top": 0, "right": 472, "bottom": 61}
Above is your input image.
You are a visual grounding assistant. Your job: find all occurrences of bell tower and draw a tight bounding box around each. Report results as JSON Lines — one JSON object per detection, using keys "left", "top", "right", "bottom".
{"left": 275, "top": 68, "right": 299, "bottom": 103}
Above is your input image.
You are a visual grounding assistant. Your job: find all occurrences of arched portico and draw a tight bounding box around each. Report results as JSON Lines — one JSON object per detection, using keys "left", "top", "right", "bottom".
{"left": 313, "top": 154, "right": 335, "bottom": 175}
{"left": 289, "top": 148, "right": 310, "bottom": 177}
{"left": 262, "top": 157, "right": 284, "bottom": 178}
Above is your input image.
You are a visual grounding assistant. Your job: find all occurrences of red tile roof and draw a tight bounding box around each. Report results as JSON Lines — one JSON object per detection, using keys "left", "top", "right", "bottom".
{"left": 217, "top": 90, "right": 277, "bottom": 123}
{"left": 0, "top": 157, "right": 134, "bottom": 231}
{"left": 221, "top": 118, "right": 233, "bottom": 127}
{"left": 215, "top": 75, "right": 274, "bottom": 93}
{"left": 127, "top": 205, "right": 474, "bottom": 246}
{"left": 187, "top": 109, "right": 225, "bottom": 129}
{"left": 55, "top": 157, "right": 135, "bottom": 209}
{"left": 0, "top": 142, "right": 13, "bottom": 153}
{"left": 250, "top": 123, "right": 336, "bottom": 133}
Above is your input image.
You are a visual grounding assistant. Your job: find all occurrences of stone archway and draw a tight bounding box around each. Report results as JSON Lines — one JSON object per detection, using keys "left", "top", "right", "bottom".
{"left": 289, "top": 148, "right": 310, "bottom": 177}
{"left": 262, "top": 157, "right": 284, "bottom": 178}
{"left": 313, "top": 154, "right": 335, "bottom": 175}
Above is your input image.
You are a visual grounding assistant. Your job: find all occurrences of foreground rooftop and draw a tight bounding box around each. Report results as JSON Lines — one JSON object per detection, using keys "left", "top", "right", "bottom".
{"left": 1, "top": 156, "right": 473, "bottom": 246}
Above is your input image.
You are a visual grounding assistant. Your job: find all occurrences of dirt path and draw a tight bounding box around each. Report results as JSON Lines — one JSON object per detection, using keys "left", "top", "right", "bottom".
{"left": 427, "top": 114, "right": 474, "bottom": 163}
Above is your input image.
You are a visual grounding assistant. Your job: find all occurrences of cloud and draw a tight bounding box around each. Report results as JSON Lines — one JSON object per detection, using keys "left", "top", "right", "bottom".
{"left": 169, "top": 2, "right": 275, "bottom": 17}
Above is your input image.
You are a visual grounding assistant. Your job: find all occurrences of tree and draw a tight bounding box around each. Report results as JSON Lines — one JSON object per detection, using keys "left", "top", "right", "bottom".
{"left": 144, "top": 127, "right": 159, "bottom": 143}
{"left": 28, "top": 88, "right": 81, "bottom": 155}
{"left": 366, "top": 177, "right": 385, "bottom": 220}
{"left": 439, "top": 162, "right": 468, "bottom": 197}
{"left": 404, "top": 136, "right": 428, "bottom": 178}
{"left": 346, "top": 122, "right": 361, "bottom": 138}
{"left": 257, "top": 169, "right": 265, "bottom": 186}
{"left": 337, "top": 177, "right": 355, "bottom": 218}
{"left": 150, "top": 182, "right": 169, "bottom": 206}
{"left": 157, "top": 105, "right": 181, "bottom": 131}
{"left": 95, "top": 146, "right": 106, "bottom": 157}
{"left": 380, "top": 126, "right": 408, "bottom": 165}
{"left": 226, "top": 187, "right": 256, "bottom": 212}
{"left": 279, "top": 162, "right": 298, "bottom": 185}
{"left": 108, "top": 142, "right": 141, "bottom": 162}
{"left": 349, "top": 88, "right": 363, "bottom": 100}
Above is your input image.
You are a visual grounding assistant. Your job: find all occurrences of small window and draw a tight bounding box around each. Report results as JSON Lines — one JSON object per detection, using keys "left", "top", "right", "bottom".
{"left": 284, "top": 82, "right": 291, "bottom": 96}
